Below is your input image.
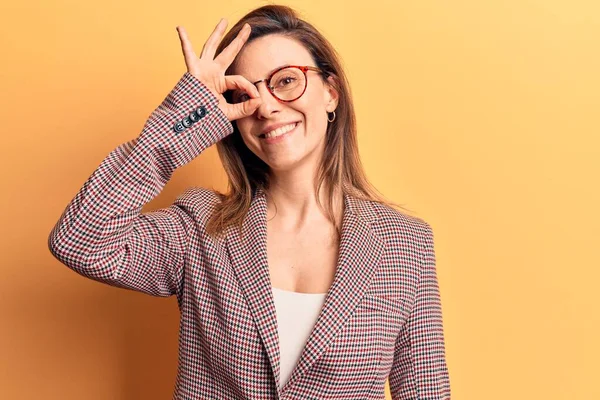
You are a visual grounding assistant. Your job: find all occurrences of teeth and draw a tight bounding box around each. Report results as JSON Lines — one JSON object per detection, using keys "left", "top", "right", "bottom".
{"left": 263, "top": 123, "right": 297, "bottom": 139}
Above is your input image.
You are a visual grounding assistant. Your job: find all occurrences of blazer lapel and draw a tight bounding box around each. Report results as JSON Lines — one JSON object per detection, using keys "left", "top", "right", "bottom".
{"left": 225, "top": 187, "right": 385, "bottom": 394}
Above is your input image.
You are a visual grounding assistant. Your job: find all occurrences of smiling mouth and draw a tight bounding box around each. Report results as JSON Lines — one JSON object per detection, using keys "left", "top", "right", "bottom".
{"left": 259, "top": 122, "right": 299, "bottom": 139}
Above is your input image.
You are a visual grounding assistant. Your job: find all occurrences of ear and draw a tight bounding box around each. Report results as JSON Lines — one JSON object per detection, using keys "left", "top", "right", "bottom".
{"left": 323, "top": 75, "right": 340, "bottom": 112}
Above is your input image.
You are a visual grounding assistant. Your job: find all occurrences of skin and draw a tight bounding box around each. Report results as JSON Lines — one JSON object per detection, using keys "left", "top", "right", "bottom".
{"left": 230, "top": 34, "right": 340, "bottom": 226}
{"left": 177, "top": 20, "right": 343, "bottom": 292}
{"left": 232, "top": 34, "right": 342, "bottom": 293}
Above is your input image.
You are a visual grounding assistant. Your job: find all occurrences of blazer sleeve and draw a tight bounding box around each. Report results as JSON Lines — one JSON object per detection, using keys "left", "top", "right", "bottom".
{"left": 47, "top": 72, "right": 233, "bottom": 298}
{"left": 388, "top": 222, "right": 451, "bottom": 399}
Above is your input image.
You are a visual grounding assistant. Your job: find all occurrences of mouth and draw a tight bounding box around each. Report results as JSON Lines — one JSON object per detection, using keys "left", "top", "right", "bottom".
{"left": 258, "top": 122, "right": 300, "bottom": 143}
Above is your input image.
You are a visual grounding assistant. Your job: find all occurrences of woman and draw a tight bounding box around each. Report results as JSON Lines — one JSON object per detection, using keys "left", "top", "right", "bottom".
{"left": 48, "top": 5, "right": 451, "bottom": 399}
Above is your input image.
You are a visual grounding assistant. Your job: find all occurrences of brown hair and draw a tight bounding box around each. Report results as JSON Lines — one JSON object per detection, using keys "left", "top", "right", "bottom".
{"left": 206, "top": 4, "right": 411, "bottom": 240}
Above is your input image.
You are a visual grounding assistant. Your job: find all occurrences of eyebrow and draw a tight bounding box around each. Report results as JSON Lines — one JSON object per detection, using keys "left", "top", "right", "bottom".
{"left": 249, "top": 63, "right": 292, "bottom": 86}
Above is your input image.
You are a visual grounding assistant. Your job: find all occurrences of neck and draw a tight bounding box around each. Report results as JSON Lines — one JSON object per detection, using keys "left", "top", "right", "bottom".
{"left": 265, "top": 176, "right": 343, "bottom": 231}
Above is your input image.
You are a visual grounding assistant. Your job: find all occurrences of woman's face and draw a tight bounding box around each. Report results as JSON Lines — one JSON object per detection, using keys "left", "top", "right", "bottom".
{"left": 230, "top": 34, "right": 339, "bottom": 173}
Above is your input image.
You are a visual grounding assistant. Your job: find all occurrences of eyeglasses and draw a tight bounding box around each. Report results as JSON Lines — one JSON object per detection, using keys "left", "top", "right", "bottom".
{"left": 231, "top": 65, "right": 324, "bottom": 104}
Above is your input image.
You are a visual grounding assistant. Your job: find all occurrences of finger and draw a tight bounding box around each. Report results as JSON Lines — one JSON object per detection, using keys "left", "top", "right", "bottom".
{"left": 176, "top": 26, "right": 198, "bottom": 71}
{"left": 229, "top": 97, "right": 263, "bottom": 121}
{"left": 223, "top": 75, "right": 261, "bottom": 120}
{"left": 223, "top": 74, "right": 260, "bottom": 98}
{"left": 215, "top": 23, "right": 251, "bottom": 69}
{"left": 200, "top": 18, "right": 227, "bottom": 60}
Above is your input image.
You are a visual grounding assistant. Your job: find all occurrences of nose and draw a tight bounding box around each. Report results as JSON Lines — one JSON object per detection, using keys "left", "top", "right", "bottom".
{"left": 254, "top": 81, "right": 281, "bottom": 119}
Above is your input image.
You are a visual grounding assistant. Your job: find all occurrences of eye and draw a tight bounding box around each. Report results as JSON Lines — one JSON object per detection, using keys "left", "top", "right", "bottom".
{"left": 275, "top": 75, "right": 296, "bottom": 88}
{"left": 233, "top": 92, "right": 250, "bottom": 103}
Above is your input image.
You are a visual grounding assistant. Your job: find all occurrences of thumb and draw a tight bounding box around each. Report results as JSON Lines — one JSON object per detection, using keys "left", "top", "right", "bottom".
{"left": 229, "top": 97, "right": 262, "bottom": 121}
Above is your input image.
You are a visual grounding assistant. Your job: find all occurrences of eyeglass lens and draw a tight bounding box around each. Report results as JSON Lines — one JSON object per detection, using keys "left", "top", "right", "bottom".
{"left": 269, "top": 67, "right": 306, "bottom": 101}
{"left": 231, "top": 67, "right": 307, "bottom": 103}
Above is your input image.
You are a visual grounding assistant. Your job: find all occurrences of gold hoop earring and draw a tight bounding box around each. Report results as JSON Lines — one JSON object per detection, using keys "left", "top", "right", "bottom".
{"left": 327, "top": 110, "right": 336, "bottom": 123}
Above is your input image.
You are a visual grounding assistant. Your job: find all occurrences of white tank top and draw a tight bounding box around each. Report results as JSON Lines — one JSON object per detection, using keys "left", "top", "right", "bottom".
{"left": 271, "top": 286, "right": 327, "bottom": 389}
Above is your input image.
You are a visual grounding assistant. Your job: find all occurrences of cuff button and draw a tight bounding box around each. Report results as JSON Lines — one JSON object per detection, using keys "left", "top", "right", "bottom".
{"left": 189, "top": 111, "right": 200, "bottom": 122}
{"left": 195, "top": 106, "right": 207, "bottom": 119}
{"left": 173, "top": 121, "right": 185, "bottom": 133}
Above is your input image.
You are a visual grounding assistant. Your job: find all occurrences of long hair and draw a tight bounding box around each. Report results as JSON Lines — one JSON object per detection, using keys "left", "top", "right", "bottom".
{"left": 206, "top": 4, "right": 411, "bottom": 240}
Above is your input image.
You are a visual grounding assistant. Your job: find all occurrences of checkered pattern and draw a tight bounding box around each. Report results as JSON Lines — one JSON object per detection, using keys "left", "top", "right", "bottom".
{"left": 48, "top": 72, "right": 451, "bottom": 399}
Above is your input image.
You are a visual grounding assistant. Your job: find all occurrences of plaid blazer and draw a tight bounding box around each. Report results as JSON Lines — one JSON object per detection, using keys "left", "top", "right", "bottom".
{"left": 48, "top": 72, "right": 451, "bottom": 399}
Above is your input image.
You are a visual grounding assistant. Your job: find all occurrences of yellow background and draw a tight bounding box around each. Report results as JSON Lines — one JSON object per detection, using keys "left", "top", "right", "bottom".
{"left": 1, "top": 0, "right": 598, "bottom": 398}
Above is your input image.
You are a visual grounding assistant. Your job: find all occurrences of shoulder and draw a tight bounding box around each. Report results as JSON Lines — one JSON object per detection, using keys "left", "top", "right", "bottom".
{"left": 369, "top": 200, "right": 434, "bottom": 250}
{"left": 172, "top": 186, "right": 223, "bottom": 222}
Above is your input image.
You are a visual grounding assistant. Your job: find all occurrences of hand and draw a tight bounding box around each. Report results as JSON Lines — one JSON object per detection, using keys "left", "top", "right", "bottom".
{"left": 176, "top": 19, "right": 262, "bottom": 121}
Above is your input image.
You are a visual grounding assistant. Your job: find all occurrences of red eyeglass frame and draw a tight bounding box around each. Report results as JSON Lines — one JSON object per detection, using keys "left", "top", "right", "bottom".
{"left": 248, "top": 65, "right": 324, "bottom": 103}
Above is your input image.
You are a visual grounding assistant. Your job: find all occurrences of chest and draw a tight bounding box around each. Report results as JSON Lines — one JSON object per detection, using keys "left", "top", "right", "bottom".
{"left": 266, "top": 222, "right": 339, "bottom": 294}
